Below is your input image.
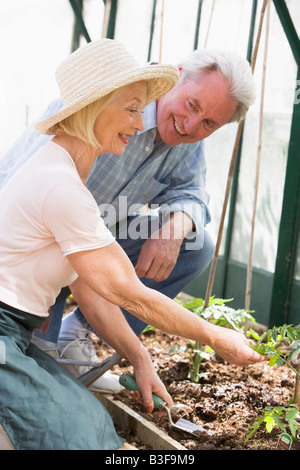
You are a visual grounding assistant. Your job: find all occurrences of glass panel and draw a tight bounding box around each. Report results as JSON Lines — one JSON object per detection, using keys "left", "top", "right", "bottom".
{"left": 0, "top": 0, "right": 75, "bottom": 157}
{"left": 229, "top": 1, "right": 297, "bottom": 272}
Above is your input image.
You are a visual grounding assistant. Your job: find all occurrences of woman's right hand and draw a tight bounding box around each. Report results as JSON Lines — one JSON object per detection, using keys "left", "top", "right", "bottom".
{"left": 131, "top": 352, "right": 174, "bottom": 414}
{"left": 208, "top": 325, "right": 266, "bottom": 366}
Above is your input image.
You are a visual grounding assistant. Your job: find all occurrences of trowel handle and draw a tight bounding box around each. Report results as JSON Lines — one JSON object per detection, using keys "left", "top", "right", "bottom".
{"left": 119, "top": 372, "right": 164, "bottom": 408}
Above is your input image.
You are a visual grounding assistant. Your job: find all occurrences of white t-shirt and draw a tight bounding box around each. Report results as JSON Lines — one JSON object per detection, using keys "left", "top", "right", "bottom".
{"left": 0, "top": 141, "right": 115, "bottom": 317}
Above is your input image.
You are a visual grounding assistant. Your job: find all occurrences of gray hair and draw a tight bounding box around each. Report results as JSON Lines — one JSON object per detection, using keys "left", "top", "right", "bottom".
{"left": 179, "top": 49, "right": 256, "bottom": 122}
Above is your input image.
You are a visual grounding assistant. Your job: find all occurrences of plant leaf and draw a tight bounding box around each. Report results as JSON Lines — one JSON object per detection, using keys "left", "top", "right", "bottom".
{"left": 264, "top": 415, "right": 276, "bottom": 433}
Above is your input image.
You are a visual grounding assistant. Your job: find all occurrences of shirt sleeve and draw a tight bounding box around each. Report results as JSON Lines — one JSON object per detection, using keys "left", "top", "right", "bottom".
{"left": 42, "top": 180, "right": 115, "bottom": 255}
{"left": 150, "top": 141, "right": 211, "bottom": 236}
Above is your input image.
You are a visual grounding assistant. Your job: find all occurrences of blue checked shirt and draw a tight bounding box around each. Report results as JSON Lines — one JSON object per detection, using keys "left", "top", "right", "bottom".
{"left": 0, "top": 99, "right": 211, "bottom": 243}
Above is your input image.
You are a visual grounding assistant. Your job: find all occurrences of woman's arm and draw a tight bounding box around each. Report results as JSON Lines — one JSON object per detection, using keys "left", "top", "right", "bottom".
{"left": 69, "top": 276, "right": 173, "bottom": 412}
{"left": 67, "top": 241, "right": 264, "bottom": 366}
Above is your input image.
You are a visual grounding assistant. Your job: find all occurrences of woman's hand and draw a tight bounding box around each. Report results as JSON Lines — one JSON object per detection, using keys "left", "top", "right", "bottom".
{"left": 209, "top": 326, "right": 266, "bottom": 366}
{"left": 131, "top": 357, "right": 173, "bottom": 414}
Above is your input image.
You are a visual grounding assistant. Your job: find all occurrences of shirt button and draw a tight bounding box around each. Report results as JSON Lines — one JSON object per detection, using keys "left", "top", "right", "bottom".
{"left": 145, "top": 146, "right": 150, "bottom": 151}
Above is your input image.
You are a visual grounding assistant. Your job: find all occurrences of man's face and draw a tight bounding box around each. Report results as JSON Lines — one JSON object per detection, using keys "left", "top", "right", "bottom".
{"left": 155, "top": 69, "right": 238, "bottom": 146}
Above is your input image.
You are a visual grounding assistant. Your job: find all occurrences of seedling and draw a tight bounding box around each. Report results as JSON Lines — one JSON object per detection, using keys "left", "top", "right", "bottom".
{"left": 245, "top": 404, "right": 300, "bottom": 443}
{"left": 171, "top": 296, "right": 256, "bottom": 383}
{"left": 245, "top": 324, "right": 300, "bottom": 444}
{"left": 251, "top": 324, "right": 300, "bottom": 379}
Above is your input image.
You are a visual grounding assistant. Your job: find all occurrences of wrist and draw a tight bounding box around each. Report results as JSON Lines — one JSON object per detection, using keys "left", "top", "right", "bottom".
{"left": 168, "top": 211, "right": 194, "bottom": 241}
{"left": 201, "top": 321, "right": 225, "bottom": 351}
{"left": 126, "top": 341, "right": 152, "bottom": 370}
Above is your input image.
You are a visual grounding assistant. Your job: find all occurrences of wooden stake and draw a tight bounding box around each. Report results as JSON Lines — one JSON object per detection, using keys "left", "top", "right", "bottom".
{"left": 159, "top": 0, "right": 165, "bottom": 62}
{"left": 204, "top": 0, "right": 270, "bottom": 308}
{"left": 204, "top": 0, "right": 216, "bottom": 48}
{"left": 102, "top": 0, "right": 112, "bottom": 38}
{"left": 245, "top": 0, "right": 271, "bottom": 323}
{"left": 294, "top": 364, "right": 300, "bottom": 408}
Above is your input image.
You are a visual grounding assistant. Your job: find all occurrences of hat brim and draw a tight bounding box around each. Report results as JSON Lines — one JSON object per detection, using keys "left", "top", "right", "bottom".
{"left": 34, "top": 64, "right": 179, "bottom": 135}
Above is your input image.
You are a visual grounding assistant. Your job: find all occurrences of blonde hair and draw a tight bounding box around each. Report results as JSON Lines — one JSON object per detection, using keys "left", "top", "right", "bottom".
{"left": 49, "top": 89, "right": 120, "bottom": 148}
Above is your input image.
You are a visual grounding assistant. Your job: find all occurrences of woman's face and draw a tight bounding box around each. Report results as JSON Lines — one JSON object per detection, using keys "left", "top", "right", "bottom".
{"left": 94, "top": 80, "right": 147, "bottom": 154}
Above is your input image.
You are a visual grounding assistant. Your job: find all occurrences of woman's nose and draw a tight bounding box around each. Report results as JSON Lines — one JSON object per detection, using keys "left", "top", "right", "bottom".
{"left": 134, "top": 112, "right": 145, "bottom": 131}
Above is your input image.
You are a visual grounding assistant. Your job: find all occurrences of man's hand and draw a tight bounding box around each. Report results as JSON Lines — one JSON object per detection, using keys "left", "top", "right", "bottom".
{"left": 135, "top": 236, "right": 182, "bottom": 281}
{"left": 135, "top": 211, "right": 194, "bottom": 282}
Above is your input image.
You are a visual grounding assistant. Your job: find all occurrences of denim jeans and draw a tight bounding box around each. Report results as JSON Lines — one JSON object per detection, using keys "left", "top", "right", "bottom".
{"left": 35, "top": 214, "right": 214, "bottom": 342}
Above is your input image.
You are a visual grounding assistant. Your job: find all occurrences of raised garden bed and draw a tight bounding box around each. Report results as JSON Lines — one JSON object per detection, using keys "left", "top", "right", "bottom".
{"left": 94, "top": 329, "right": 300, "bottom": 451}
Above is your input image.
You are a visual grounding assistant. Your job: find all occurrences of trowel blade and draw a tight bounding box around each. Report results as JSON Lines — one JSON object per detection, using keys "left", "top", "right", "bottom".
{"left": 175, "top": 418, "right": 213, "bottom": 437}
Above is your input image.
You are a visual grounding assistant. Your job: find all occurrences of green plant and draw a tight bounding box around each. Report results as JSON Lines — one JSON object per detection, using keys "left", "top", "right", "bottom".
{"left": 245, "top": 404, "right": 300, "bottom": 442}
{"left": 251, "top": 324, "right": 300, "bottom": 378}
{"left": 176, "top": 296, "right": 256, "bottom": 331}
{"left": 170, "top": 296, "right": 256, "bottom": 383}
{"left": 245, "top": 324, "right": 300, "bottom": 444}
{"left": 168, "top": 342, "right": 213, "bottom": 382}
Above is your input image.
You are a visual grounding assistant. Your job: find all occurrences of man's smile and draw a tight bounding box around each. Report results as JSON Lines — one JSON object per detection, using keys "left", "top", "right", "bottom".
{"left": 173, "top": 117, "right": 187, "bottom": 136}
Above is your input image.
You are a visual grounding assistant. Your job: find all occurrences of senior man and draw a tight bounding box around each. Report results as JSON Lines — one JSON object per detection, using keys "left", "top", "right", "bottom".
{"left": 0, "top": 48, "right": 255, "bottom": 392}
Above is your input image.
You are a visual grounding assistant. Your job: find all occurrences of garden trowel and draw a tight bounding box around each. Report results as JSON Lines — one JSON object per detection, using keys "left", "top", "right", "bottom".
{"left": 119, "top": 372, "right": 213, "bottom": 438}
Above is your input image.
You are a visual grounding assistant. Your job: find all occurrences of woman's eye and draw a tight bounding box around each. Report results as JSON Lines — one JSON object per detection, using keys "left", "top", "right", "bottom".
{"left": 128, "top": 108, "right": 138, "bottom": 115}
{"left": 117, "top": 103, "right": 139, "bottom": 115}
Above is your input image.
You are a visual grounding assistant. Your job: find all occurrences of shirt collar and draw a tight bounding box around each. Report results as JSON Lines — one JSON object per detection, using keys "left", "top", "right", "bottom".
{"left": 137, "top": 101, "right": 157, "bottom": 135}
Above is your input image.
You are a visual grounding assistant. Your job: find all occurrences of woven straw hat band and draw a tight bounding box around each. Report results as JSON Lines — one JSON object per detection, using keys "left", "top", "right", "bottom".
{"left": 34, "top": 39, "right": 179, "bottom": 135}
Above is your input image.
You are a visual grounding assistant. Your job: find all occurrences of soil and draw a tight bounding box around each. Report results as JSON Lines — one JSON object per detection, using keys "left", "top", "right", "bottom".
{"left": 64, "top": 297, "right": 300, "bottom": 450}
{"left": 93, "top": 328, "right": 300, "bottom": 451}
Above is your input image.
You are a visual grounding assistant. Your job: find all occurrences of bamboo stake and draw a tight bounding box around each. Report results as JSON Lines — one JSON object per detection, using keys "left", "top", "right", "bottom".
{"left": 204, "top": 0, "right": 269, "bottom": 308}
{"left": 204, "top": 0, "right": 216, "bottom": 48}
{"left": 145, "top": 0, "right": 164, "bottom": 214}
{"left": 294, "top": 363, "right": 300, "bottom": 408}
{"left": 159, "top": 0, "right": 165, "bottom": 62}
{"left": 245, "top": 0, "right": 271, "bottom": 326}
{"left": 102, "top": 0, "right": 112, "bottom": 38}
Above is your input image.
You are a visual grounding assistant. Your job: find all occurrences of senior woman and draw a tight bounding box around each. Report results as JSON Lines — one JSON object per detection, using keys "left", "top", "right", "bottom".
{"left": 0, "top": 39, "right": 263, "bottom": 450}
{"left": 0, "top": 39, "right": 179, "bottom": 450}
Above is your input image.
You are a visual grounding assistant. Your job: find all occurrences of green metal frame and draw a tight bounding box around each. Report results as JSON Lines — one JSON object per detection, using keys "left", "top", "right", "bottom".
{"left": 193, "top": 0, "right": 204, "bottom": 51}
{"left": 147, "top": 0, "right": 157, "bottom": 61}
{"left": 104, "top": 0, "right": 118, "bottom": 39}
{"left": 268, "top": 1, "right": 300, "bottom": 326}
{"left": 69, "top": 0, "right": 118, "bottom": 51}
{"left": 69, "top": 0, "right": 91, "bottom": 50}
{"left": 269, "top": 67, "right": 300, "bottom": 325}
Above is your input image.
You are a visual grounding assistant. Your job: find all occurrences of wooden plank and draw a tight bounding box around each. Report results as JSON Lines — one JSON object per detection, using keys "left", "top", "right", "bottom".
{"left": 94, "top": 393, "right": 187, "bottom": 450}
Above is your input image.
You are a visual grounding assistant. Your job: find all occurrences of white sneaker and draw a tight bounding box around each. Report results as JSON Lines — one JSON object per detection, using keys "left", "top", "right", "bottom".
{"left": 58, "top": 332, "right": 123, "bottom": 394}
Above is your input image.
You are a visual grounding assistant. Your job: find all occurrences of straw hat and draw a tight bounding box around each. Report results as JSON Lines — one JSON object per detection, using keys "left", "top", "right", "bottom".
{"left": 34, "top": 39, "right": 179, "bottom": 135}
